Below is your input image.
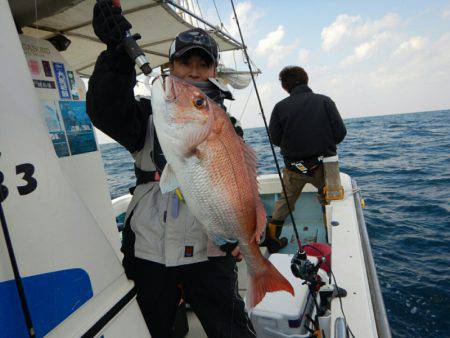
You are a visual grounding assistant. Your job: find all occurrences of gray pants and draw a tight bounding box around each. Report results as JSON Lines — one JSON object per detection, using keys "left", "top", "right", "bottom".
{"left": 271, "top": 165, "right": 325, "bottom": 223}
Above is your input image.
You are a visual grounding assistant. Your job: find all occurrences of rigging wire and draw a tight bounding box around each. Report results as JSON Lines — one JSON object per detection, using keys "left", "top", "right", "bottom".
{"left": 238, "top": 86, "right": 253, "bottom": 121}
{"left": 194, "top": 0, "right": 206, "bottom": 29}
{"left": 195, "top": 0, "right": 204, "bottom": 18}
{"left": 212, "top": 0, "right": 226, "bottom": 31}
{"left": 226, "top": 50, "right": 239, "bottom": 112}
{"left": 229, "top": 0, "right": 302, "bottom": 250}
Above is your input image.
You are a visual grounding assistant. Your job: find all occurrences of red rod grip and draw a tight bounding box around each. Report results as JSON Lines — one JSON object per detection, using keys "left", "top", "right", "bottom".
{"left": 112, "top": 0, "right": 121, "bottom": 7}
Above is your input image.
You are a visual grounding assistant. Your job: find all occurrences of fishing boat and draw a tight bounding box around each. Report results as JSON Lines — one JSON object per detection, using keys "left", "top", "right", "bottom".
{"left": 0, "top": 1, "right": 390, "bottom": 337}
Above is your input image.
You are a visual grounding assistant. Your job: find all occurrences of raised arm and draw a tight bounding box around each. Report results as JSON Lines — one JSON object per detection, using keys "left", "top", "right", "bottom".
{"left": 86, "top": 1, "right": 150, "bottom": 152}
{"left": 86, "top": 49, "right": 150, "bottom": 152}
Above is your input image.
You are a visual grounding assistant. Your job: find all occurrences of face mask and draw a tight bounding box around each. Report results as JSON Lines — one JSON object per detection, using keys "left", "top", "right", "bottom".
{"left": 186, "top": 79, "right": 226, "bottom": 107}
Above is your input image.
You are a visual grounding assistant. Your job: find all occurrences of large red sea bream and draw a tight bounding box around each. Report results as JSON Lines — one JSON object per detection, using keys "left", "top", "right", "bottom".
{"left": 151, "top": 76, "right": 294, "bottom": 308}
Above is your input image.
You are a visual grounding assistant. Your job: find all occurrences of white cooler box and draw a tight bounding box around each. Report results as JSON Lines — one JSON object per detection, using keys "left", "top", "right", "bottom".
{"left": 249, "top": 254, "right": 312, "bottom": 338}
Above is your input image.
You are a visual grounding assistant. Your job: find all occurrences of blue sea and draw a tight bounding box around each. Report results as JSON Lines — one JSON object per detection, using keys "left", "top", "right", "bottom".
{"left": 99, "top": 109, "right": 450, "bottom": 338}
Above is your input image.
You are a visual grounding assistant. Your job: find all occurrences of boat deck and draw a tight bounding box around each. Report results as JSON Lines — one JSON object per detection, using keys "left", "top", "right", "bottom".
{"left": 111, "top": 174, "right": 386, "bottom": 337}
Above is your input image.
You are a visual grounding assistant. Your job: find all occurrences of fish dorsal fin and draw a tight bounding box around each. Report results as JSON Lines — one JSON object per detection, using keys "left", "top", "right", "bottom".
{"left": 242, "top": 142, "right": 258, "bottom": 179}
{"left": 159, "top": 164, "right": 179, "bottom": 193}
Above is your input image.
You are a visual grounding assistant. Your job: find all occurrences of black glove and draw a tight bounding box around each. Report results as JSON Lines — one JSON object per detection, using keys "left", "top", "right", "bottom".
{"left": 93, "top": 0, "right": 132, "bottom": 48}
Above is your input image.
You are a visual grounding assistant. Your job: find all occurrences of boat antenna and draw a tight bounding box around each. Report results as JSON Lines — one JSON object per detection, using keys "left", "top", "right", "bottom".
{"left": 230, "top": 0, "right": 303, "bottom": 251}
{"left": 0, "top": 198, "right": 36, "bottom": 337}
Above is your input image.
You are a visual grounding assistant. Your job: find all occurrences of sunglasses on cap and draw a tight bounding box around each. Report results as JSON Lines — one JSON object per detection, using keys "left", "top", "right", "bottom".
{"left": 170, "top": 29, "right": 219, "bottom": 62}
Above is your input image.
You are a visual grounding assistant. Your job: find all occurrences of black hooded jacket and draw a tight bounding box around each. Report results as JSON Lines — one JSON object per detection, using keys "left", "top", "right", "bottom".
{"left": 269, "top": 84, "right": 346, "bottom": 162}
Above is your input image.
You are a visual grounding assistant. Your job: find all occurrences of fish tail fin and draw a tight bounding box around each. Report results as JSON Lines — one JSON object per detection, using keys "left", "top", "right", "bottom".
{"left": 247, "top": 258, "right": 294, "bottom": 309}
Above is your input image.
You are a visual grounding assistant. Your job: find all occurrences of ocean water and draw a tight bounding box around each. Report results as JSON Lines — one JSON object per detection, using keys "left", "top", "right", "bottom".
{"left": 99, "top": 110, "right": 450, "bottom": 338}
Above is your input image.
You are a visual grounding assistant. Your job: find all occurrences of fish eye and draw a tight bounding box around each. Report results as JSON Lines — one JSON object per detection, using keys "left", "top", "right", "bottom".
{"left": 193, "top": 97, "right": 206, "bottom": 109}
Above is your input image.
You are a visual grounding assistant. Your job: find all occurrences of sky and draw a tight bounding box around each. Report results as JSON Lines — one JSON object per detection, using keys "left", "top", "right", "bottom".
{"left": 93, "top": 0, "right": 450, "bottom": 143}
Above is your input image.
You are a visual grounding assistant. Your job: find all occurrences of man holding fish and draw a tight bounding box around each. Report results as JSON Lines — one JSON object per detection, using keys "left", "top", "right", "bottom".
{"left": 87, "top": 1, "right": 293, "bottom": 337}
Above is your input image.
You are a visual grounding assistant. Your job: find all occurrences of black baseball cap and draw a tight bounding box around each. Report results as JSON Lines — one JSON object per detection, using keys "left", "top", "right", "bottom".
{"left": 169, "top": 28, "right": 219, "bottom": 64}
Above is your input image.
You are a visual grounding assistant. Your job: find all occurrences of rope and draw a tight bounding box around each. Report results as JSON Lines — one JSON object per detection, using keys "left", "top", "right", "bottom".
{"left": 229, "top": 0, "right": 302, "bottom": 250}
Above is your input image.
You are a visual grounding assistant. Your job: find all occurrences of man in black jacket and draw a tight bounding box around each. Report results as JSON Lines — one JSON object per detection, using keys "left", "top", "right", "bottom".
{"left": 266, "top": 66, "right": 346, "bottom": 253}
{"left": 86, "top": 1, "right": 254, "bottom": 337}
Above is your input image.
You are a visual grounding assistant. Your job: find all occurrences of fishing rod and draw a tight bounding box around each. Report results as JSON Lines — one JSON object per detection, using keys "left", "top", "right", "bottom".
{"left": 229, "top": 0, "right": 303, "bottom": 252}
{"left": 0, "top": 194, "right": 36, "bottom": 337}
{"left": 98, "top": 0, "right": 152, "bottom": 75}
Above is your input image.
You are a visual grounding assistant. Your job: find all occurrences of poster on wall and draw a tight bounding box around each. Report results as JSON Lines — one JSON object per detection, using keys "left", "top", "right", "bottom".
{"left": 52, "top": 62, "right": 71, "bottom": 99}
{"left": 41, "top": 100, "right": 70, "bottom": 157}
{"left": 66, "top": 71, "right": 80, "bottom": 100}
{"left": 42, "top": 60, "right": 53, "bottom": 77}
{"left": 59, "top": 101, "right": 97, "bottom": 155}
{"left": 28, "top": 59, "right": 41, "bottom": 76}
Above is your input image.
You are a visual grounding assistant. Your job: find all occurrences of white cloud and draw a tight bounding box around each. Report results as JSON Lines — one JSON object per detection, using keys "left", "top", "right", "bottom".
{"left": 341, "top": 32, "right": 391, "bottom": 66}
{"left": 321, "top": 13, "right": 400, "bottom": 50}
{"left": 356, "top": 13, "right": 399, "bottom": 38}
{"left": 392, "top": 36, "right": 427, "bottom": 57}
{"left": 255, "top": 26, "right": 298, "bottom": 68}
{"left": 369, "top": 33, "right": 450, "bottom": 88}
{"left": 297, "top": 49, "right": 310, "bottom": 64}
{"left": 225, "top": 1, "right": 263, "bottom": 38}
{"left": 255, "top": 26, "right": 284, "bottom": 55}
{"left": 321, "top": 14, "right": 360, "bottom": 50}
{"left": 442, "top": 8, "right": 450, "bottom": 19}
{"left": 226, "top": 80, "right": 286, "bottom": 128}
{"left": 204, "top": 1, "right": 262, "bottom": 40}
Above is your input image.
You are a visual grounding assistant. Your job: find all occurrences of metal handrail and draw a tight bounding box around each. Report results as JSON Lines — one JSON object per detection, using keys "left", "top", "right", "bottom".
{"left": 351, "top": 179, "right": 392, "bottom": 338}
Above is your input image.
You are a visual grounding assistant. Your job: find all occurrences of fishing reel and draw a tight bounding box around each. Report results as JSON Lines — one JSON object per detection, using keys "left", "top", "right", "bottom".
{"left": 291, "top": 250, "right": 323, "bottom": 285}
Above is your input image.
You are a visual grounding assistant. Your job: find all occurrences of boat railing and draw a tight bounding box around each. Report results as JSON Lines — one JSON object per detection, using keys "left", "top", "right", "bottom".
{"left": 351, "top": 179, "right": 392, "bottom": 338}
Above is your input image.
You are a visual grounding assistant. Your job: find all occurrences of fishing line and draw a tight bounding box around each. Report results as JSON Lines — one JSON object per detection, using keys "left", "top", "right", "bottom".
{"left": 229, "top": 0, "right": 302, "bottom": 250}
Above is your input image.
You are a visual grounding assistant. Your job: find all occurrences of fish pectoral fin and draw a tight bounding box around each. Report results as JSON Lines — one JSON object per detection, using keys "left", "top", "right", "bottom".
{"left": 252, "top": 199, "right": 267, "bottom": 244}
{"left": 159, "top": 164, "right": 179, "bottom": 193}
{"left": 212, "top": 118, "right": 224, "bottom": 134}
{"left": 182, "top": 115, "right": 213, "bottom": 156}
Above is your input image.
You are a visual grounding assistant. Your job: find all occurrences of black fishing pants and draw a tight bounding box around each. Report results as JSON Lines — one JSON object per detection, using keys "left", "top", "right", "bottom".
{"left": 130, "top": 256, "right": 256, "bottom": 338}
